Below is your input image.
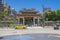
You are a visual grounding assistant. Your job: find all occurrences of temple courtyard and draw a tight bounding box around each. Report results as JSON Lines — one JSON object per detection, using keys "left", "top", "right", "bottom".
{"left": 0, "top": 27, "right": 60, "bottom": 37}
{"left": 0, "top": 26, "right": 60, "bottom": 40}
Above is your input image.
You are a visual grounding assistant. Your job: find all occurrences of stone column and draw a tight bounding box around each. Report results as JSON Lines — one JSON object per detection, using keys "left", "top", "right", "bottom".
{"left": 18, "top": 18, "right": 20, "bottom": 25}
{"left": 38, "top": 17, "right": 40, "bottom": 26}
{"left": 33, "top": 17, "right": 35, "bottom": 26}
{"left": 23, "top": 17, "right": 25, "bottom": 24}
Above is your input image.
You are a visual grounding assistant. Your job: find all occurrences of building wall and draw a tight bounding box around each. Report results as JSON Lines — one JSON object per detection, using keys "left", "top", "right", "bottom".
{"left": 3, "top": 2, "right": 11, "bottom": 16}
{"left": 43, "top": 8, "right": 51, "bottom": 13}
{"left": 0, "top": 0, "right": 3, "bottom": 12}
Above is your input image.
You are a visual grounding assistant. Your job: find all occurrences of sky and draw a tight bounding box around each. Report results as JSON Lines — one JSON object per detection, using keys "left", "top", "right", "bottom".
{"left": 2, "top": 0, "right": 60, "bottom": 13}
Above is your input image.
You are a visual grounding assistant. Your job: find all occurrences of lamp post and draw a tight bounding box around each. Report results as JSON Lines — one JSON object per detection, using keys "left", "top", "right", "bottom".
{"left": 40, "top": 0, "right": 45, "bottom": 27}
{"left": 46, "top": 18, "right": 48, "bottom": 21}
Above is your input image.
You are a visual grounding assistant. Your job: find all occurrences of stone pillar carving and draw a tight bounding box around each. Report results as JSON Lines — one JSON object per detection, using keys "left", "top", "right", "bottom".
{"left": 33, "top": 17, "right": 35, "bottom": 26}
{"left": 18, "top": 18, "right": 20, "bottom": 25}
{"left": 23, "top": 17, "right": 25, "bottom": 24}
{"left": 38, "top": 17, "right": 40, "bottom": 26}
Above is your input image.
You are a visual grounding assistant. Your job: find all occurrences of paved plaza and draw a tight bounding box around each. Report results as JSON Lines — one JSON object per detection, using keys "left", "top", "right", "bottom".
{"left": 0, "top": 27, "right": 60, "bottom": 40}
{"left": 2, "top": 34, "right": 60, "bottom": 40}
{"left": 0, "top": 27, "right": 60, "bottom": 36}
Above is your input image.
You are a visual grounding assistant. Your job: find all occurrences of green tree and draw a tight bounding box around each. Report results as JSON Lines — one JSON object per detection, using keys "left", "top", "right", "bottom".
{"left": 56, "top": 9, "right": 60, "bottom": 21}
{"left": 56, "top": 9, "right": 60, "bottom": 16}
{"left": 0, "top": 12, "right": 4, "bottom": 20}
{"left": 4, "top": 7, "right": 9, "bottom": 16}
{"left": 51, "top": 11, "right": 57, "bottom": 21}
{"left": 44, "top": 11, "right": 56, "bottom": 21}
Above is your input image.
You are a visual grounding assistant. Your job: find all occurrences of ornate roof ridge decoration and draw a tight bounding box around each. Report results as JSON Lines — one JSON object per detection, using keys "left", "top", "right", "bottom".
{"left": 20, "top": 8, "right": 38, "bottom": 12}
{"left": 17, "top": 12, "right": 41, "bottom": 15}
{"left": 17, "top": 8, "right": 41, "bottom": 16}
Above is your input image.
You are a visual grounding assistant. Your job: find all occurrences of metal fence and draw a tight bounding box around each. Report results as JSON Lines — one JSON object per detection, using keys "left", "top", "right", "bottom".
{"left": 0, "top": 21, "right": 60, "bottom": 28}
{"left": 44, "top": 21, "right": 60, "bottom": 26}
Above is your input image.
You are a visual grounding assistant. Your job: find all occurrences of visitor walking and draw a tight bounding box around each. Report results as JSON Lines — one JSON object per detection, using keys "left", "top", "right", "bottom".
{"left": 53, "top": 23, "right": 59, "bottom": 30}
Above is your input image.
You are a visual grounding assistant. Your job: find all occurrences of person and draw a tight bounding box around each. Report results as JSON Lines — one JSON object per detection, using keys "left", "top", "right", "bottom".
{"left": 53, "top": 23, "right": 58, "bottom": 30}
{"left": 56, "top": 23, "right": 59, "bottom": 29}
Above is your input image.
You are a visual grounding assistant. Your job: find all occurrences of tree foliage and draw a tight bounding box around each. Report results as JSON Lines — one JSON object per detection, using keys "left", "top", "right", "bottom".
{"left": 0, "top": 12, "right": 4, "bottom": 20}
{"left": 44, "top": 9, "right": 60, "bottom": 21}
{"left": 4, "top": 7, "right": 9, "bottom": 16}
{"left": 0, "top": 12, "right": 4, "bottom": 17}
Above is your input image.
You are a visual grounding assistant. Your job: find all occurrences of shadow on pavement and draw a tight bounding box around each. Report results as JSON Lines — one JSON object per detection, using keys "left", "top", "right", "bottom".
{"left": 1, "top": 33, "right": 60, "bottom": 40}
